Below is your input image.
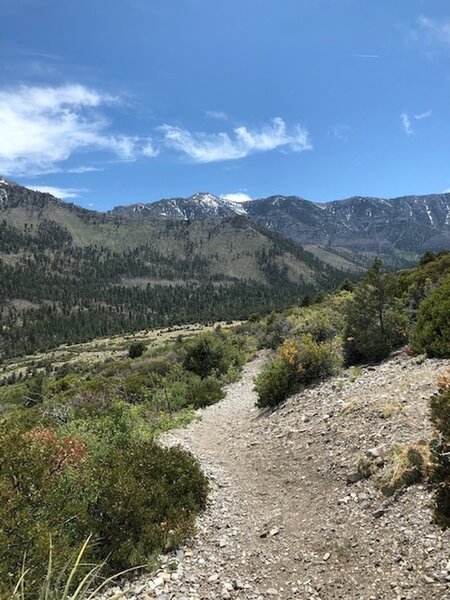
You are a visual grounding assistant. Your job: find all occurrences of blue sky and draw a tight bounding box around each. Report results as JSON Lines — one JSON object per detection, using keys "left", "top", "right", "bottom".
{"left": 1, "top": 0, "right": 450, "bottom": 210}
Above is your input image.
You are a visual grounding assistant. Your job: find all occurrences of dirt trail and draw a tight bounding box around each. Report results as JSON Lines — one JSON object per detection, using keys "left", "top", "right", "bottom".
{"left": 104, "top": 352, "right": 450, "bottom": 599}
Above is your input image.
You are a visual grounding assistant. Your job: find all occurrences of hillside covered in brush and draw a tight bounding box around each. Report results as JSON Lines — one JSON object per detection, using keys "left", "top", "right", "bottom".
{"left": 0, "top": 252, "right": 449, "bottom": 599}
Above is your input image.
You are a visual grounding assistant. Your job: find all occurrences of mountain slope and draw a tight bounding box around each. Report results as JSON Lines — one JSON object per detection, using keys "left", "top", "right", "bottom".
{"left": 110, "top": 190, "right": 450, "bottom": 265}
{"left": 0, "top": 180, "right": 348, "bottom": 358}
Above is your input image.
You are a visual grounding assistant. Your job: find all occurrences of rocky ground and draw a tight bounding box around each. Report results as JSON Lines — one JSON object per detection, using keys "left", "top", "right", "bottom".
{"left": 99, "top": 351, "right": 450, "bottom": 600}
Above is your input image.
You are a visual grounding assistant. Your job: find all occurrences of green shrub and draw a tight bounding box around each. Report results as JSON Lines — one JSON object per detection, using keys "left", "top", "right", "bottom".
{"left": 296, "top": 334, "right": 338, "bottom": 383}
{"left": 0, "top": 419, "right": 208, "bottom": 597}
{"left": 411, "top": 277, "right": 450, "bottom": 358}
{"left": 255, "top": 335, "right": 341, "bottom": 408}
{"left": 429, "top": 375, "right": 450, "bottom": 528}
{"left": 183, "top": 374, "right": 224, "bottom": 408}
{"left": 263, "top": 313, "right": 293, "bottom": 349}
{"left": 254, "top": 357, "right": 297, "bottom": 408}
{"left": 182, "top": 333, "right": 242, "bottom": 379}
{"left": 344, "top": 259, "right": 407, "bottom": 365}
{"left": 128, "top": 342, "right": 146, "bottom": 359}
{"left": 164, "top": 373, "right": 224, "bottom": 411}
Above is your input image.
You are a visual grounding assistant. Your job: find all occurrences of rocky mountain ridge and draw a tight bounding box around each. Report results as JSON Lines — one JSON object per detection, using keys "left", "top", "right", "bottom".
{"left": 2, "top": 177, "right": 450, "bottom": 266}
{"left": 110, "top": 190, "right": 450, "bottom": 256}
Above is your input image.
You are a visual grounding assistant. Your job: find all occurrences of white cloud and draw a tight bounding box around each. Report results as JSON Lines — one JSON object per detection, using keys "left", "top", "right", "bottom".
{"left": 330, "top": 124, "right": 350, "bottom": 142}
{"left": 417, "top": 15, "right": 450, "bottom": 46}
{"left": 414, "top": 110, "right": 432, "bottom": 120}
{"left": 67, "top": 166, "right": 103, "bottom": 173}
{"left": 205, "top": 110, "right": 229, "bottom": 121}
{"left": 401, "top": 113, "right": 414, "bottom": 135}
{"left": 0, "top": 84, "right": 158, "bottom": 176}
{"left": 142, "top": 140, "right": 159, "bottom": 157}
{"left": 160, "top": 117, "right": 312, "bottom": 163}
{"left": 220, "top": 192, "right": 252, "bottom": 203}
{"left": 26, "top": 185, "right": 82, "bottom": 199}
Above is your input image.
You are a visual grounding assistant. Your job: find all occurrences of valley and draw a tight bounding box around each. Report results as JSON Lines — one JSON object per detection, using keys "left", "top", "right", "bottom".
{"left": 0, "top": 241, "right": 449, "bottom": 600}
{"left": 2, "top": 178, "right": 450, "bottom": 359}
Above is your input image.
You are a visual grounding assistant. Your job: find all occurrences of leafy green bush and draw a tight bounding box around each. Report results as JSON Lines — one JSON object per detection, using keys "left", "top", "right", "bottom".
{"left": 254, "top": 356, "right": 297, "bottom": 408}
{"left": 297, "top": 334, "right": 341, "bottom": 384}
{"left": 164, "top": 372, "right": 224, "bottom": 411}
{"left": 255, "top": 335, "right": 341, "bottom": 408}
{"left": 263, "top": 313, "right": 293, "bottom": 349}
{"left": 344, "top": 259, "right": 407, "bottom": 365}
{"left": 0, "top": 418, "right": 208, "bottom": 597}
{"left": 411, "top": 277, "right": 450, "bottom": 358}
{"left": 128, "top": 342, "right": 146, "bottom": 359}
{"left": 182, "top": 333, "right": 243, "bottom": 379}
{"left": 429, "top": 374, "right": 450, "bottom": 528}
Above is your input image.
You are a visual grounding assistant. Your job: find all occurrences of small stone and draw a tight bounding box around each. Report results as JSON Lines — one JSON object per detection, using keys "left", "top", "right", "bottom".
{"left": 269, "top": 527, "right": 280, "bottom": 537}
{"left": 208, "top": 573, "right": 219, "bottom": 583}
{"left": 366, "top": 446, "right": 383, "bottom": 458}
{"left": 347, "top": 471, "right": 364, "bottom": 484}
{"left": 323, "top": 552, "right": 331, "bottom": 561}
{"left": 153, "top": 576, "right": 164, "bottom": 588}
{"left": 266, "top": 588, "right": 278, "bottom": 595}
{"left": 233, "top": 579, "right": 244, "bottom": 590}
{"left": 219, "top": 537, "right": 228, "bottom": 547}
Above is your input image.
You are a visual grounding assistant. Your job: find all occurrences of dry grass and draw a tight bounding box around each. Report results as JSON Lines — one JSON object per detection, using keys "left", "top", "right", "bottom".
{"left": 376, "top": 399, "right": 403, "bottom": 419}
{"left": 341, "top": 397, "right": 362, "bottom": 415}
{"left": 375, "top": 442, "right": 431, "bottom": 496}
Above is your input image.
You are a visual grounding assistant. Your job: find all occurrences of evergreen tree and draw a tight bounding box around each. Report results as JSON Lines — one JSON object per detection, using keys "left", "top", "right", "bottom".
{"left": 343, "top": 258, "right": 407, "bottom": 364}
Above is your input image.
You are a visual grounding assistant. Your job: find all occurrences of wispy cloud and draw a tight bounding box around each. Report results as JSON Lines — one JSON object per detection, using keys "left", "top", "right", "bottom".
{"left": 19, "top": 50, "right": 61, "bottom": 61}
{"left": 417, "top": 15, "right": 450, "bottom": 47}
{"left": 25, "top": 185, "right": 84, "bottom": 199}
{"left": 401, "top": 113, "right": 414, "bottom": 135}
{"left": 0, "top": 84, "right": 158, "bottom": 176}
{"left": 66, "top": 166, "right": 103, "bottom": 174}
{"left": 414, "top": 110, "right": 432, "bottom": 120}
{"left": 220, "top": 192, "right": 252, "bottom": 203}
{"left": 349, "top": 54, "right": 380, "bottom": 59}
{"left": 401, "top": 109, "right": 432, "bottom": 135}
{"left": 329, "top": 124, "right": 350, "bottom": 142}
{"left": 160, "top": 117, "right": 312, "bottom": 163}
{"left": 205, "top": 110, "right": 229, "bottom": 121}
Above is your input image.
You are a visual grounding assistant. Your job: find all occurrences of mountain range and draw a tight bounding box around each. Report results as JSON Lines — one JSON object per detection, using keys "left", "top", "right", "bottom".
{"left": 1, "top": 177, "right": 450, "bottom": 357}
{"left": 110, "top": 190, "right": 450, "bottom": 263}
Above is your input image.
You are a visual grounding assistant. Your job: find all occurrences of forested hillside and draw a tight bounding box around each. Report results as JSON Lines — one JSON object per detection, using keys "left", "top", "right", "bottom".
{"left": 0, "top": 180, "right": 349, "bottom": 358}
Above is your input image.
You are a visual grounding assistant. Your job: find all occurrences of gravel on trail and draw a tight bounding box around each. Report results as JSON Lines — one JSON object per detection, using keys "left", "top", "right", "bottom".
{"left": 97, "top": 352, "right": 450, "bottom": 600}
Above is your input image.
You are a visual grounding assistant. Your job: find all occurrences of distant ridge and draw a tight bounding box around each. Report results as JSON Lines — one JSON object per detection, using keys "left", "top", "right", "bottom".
{"left": 2, "top": 177, "right": 450, "bottom": 261}
{"left": 108, "top": 188, "right": 450, "bottom": 257}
